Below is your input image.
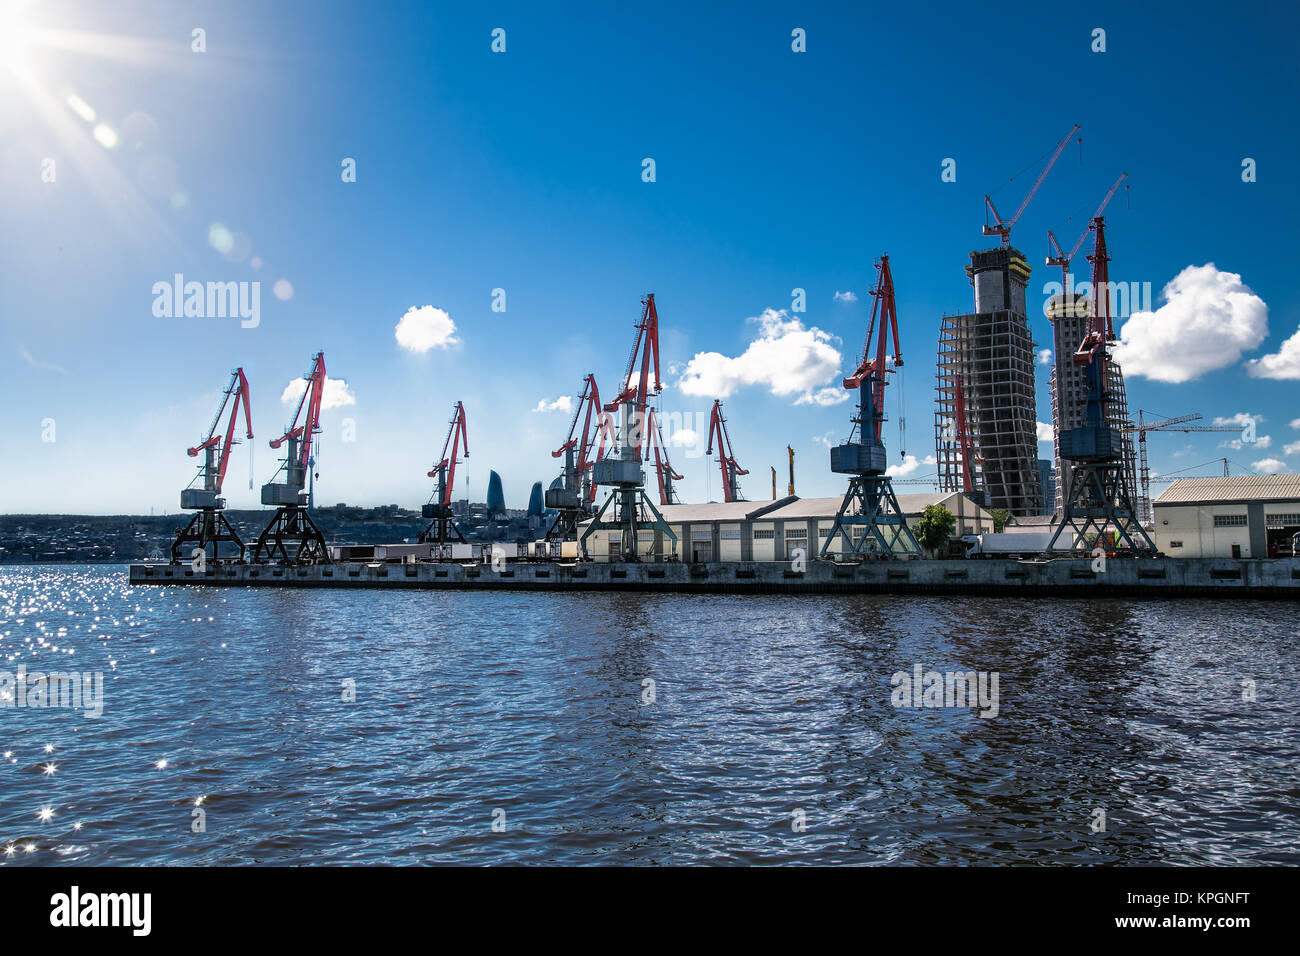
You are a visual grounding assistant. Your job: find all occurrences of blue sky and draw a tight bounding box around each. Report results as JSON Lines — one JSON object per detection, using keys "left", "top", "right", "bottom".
{"left": 2, "top": 0, "right": 1298, "bottom": 513}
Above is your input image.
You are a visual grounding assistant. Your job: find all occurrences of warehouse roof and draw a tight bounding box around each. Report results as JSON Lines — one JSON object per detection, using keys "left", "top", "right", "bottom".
{"left": 654, "top": 498, "right": 792, "bottom": 523}
{"left": 1154, "top": 474, "right": 1300, "bottom": 505}
{"left": 642, "top": 491, "right": 984, "bottom": 523}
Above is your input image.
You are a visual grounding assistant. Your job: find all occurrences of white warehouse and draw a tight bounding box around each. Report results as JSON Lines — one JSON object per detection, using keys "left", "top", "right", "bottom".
{"left": 580, "top": 492, "right": 993, "bottom": 561}
{"left": 1153, "top": 475, "right": 1300, "bottom": 558}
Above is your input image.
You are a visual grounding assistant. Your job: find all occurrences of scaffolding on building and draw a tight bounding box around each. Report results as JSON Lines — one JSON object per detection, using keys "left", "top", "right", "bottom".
{"left": 934, "top": 247, "right": 1042, "bottom": 516}
{"left": 934, "top": 311, "right": 1042, "bottom": 514}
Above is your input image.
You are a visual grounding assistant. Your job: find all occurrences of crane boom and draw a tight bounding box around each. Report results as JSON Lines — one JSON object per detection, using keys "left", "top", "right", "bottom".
{"left": 842, "top": 255, "right": 902, "bottom": 444}
{"left": 187, "top": 368, "right": 253, "bottom": 496}
{"left": 1047, "top": 172, "right": 1128, "bottom": 284}
{"left": 429, "top": 401, "right": 469, "bottom": 506}
{"left": 985, "top": 124, "right": 1081, "bottom": 248}
{"left": 268, "top": 352, "right": 326, "bottom": 483}
{"left": 607, "top": 294, "right": 663, "bottom": 418}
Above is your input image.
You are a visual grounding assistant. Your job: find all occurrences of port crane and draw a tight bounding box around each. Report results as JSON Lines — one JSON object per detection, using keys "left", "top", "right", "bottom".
{"left": 1046, "top": 173, "right": 1128, "bottom": 289}
{"left": 250, "top": 352, "right": 332, "bottom": 564}
{"left": 170, "top": 368, "right": 253, "bottom": 565}
{"left": 647, "top": 406, "right": 683, "bottom": 506}
{"left": 581, "top": 293, "right": 677, "bottom": 561}
{"left": 419, "top": 401, "right": 469, "bottom": 545}
{"left": 822, "top": 255, "right": 922, "bottom": 558}
{"left": 1048, "top": 219, "right": 1156, "bottom": 554}
{"left": 545, "top": 374, "right": 615, "bottom": 541}
{"left": 984, "top": 124, "right": 1081, "bottom": 248}
{"left": 706, "top": 399, "right": 748, "bottom": 502}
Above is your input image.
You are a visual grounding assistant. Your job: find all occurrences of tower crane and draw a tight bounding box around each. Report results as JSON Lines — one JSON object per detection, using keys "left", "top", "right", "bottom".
{"left": 1048, "top": 219, "right": 1155, "bottom": 554}
{"left": 170, "top": 368, "right": 253, "bottom": 565}
{"left": 545, "top": 374, "right": 615, "bottom": 541}
{"left": 1121, "top": 411, "right": 1240, "bottom": 524}
{"left": 250, "top": 352, "right": 332, "bottom": 565}
{"left": 419, "top": 401, "right": 469, "bottom": 546}
{"left": 706, "top": 399, "right": 749, "bottom": 503}
{"left": 581, "top": 293, "right": 678, "bottom": 561}
{"left": 1046, "top": 173, "right": 1128, "bottom": 288}
{"left": 822, "top": 255, "right": 922, "bottom": 558}
{"left": 984, "top": 124, "right": 1081, "bottom": 248}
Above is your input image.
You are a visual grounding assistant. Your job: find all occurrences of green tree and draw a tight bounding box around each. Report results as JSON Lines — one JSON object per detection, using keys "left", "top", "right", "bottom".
{"left": 990, "top": 508, "right": 1010, "bottom": 533}
{"left": 914, "top": 504, "right": 957, "bottom": 556}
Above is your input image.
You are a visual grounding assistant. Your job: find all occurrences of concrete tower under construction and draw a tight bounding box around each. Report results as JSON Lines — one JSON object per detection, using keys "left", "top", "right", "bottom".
{"left": 1047, "top": 290, "right": 1137, "bottom": 517}
{"left": 935, "top": 247, "right": 1042, "bottom": 516}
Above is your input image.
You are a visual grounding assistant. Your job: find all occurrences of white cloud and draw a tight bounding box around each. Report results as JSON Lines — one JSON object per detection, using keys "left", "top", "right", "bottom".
{"left": 531, "top": 395, "right": 573, "bottom": 414}
{"left": 678, "top": 309, "right": 843, "bottom": 404}
{"left": 667, "top": 428, "right": 699, "bottom": 448}
{"left": 833, "top": 290, "right": 858, "bottom": 303}
{"left": 1111, "top": 264, "right": 1268, "bottom": 383}
{"left": 794, "top": 386, "right": 850, "bottom": 406}
{"left": 395, "top": 305, "right": 459, "bottom": 353}
{"left": 1037, "top": 348, "right": 1053, "bottom": 366}
{"left": 281, "top": 376, "right": 356, "bottom": 411}
{"left": 813, "top": 431, "right": 836, "bottom": 449}
{"left": 885, "top": 453, "right": 936, "bottom": 478}
{"left": 1220, "top": 435, "right": 1271, "bottom": 450}
{"left": 1291, "top": 418, "right": 1300, "bottom": 430}
{"left": 1245, "top": 321, "right": 1300, "bottom": 379}
{"left": 16, "top": 346, "right": 67, "bottom": 374}
{"left": 887, "top": 454, "right": 925, "bottom": 477}
{"left": 1212, "top": 412, "right": 1264, "bottom": 427}
{"left": 1251, "top": 457, "right": 1287, "bottom": 474}
{"left": 1036, "top": 421, "right": 1055, "bottom": 442}
{"left": 1284, "top": 441, "right": 1300, "bottom": 457}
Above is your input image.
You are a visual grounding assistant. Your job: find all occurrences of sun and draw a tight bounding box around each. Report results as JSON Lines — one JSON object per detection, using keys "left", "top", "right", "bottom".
{"left": 0, "top": 0, "right": 39, "bottom": 71}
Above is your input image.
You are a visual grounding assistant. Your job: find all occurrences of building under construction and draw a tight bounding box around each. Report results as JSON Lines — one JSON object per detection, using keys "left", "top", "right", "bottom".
{"left": 935, "top": 247, "right": 1042, "bottom": 516}
{"left": 1047, "top": 290, "right": 1137, "bottom": 517}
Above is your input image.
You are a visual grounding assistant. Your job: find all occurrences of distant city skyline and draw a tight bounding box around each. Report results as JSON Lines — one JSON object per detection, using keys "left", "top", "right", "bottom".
{"left": 3, "top": 0, "right": 1298, "bottom": 513}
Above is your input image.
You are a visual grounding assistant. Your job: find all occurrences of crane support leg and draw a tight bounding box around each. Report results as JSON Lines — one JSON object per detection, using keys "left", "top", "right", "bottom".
{"left": 1047, "top": 461, "right": 1157, "bottom": 554}
{"left": 250, "top": 505, "right": 332, "bottom": 565}
{"left": 169, "top": 508, "right": 245, "bottom": 565}
{"left": 545, "top": 508, "right": 580, "bottom": 542}
{"left": 418, "top": 508, "right": 467, "bottom": 545}
{"left": 820, "top": 475, "right": 922, "bottom": 559}
{"left": 580, "top": 488, "right": 677, "bottom": 562}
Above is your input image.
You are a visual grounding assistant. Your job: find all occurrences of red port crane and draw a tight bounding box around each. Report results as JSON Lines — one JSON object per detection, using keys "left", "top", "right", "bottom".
{"left": 266, "top": 351, "right": 326, "bottom": 499}
{"left": 251, "top": 352, "right": 332, "bottom": 565}
{"left": 552, "top": 374, "right": 615, "bottom": 504}
{"left": 1048, "top": 217, "right": 1156, "bottom": 554}
{"left": 170, "top": 368, "right": 253, "bottom": 565}
{"left": 420, "top": 401, "right": 469, "bottom": 544}
{"left": 706, "top": 399, "right": 749, "bottom": 502}
{"left": 984, "top": 124, "right": 1081, "bottom": 248}
{"left": 584, "top": 293, "right": 677, "bottom": 561}
{"left": 1047, "top": 172, "right": 1128, "bottom": 288}
{"left": 823, "top": 254, "right": 922, "bottom": 558}
{"left": 185, "top": 368, "right": 253, "bottom": 507}
{"left": 545, "top": 375, "right": 616, "bottom": 541}
{"left": 646, "top": 406, "right": 683, "bottom": 505}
